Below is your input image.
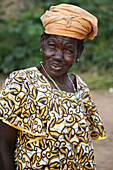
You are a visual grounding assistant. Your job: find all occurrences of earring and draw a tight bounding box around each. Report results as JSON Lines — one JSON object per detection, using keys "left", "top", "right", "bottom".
{"left": 76, "top": 58, "right": 79, "bottom": 63}
{"left": 40, "top": 48, "right": 42, "bottom": 53}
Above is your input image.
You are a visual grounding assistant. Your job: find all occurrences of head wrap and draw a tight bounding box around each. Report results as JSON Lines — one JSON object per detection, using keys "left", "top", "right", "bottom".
{"left": 40, "top": 4, "right": 98, "bottom": 40}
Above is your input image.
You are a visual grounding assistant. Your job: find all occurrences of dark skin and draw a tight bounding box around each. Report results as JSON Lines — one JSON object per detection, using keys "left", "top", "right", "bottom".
{"left": 0, "top": 34, "right": 84, "bottom": 169}
{"left": 0, "top": 121, "right": 17, "bottom": 170}
{"left": 39, "top": 34, "right": 84, "bottom": 92}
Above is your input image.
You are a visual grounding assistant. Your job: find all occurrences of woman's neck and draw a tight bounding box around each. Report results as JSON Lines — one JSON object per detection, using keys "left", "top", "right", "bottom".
{"left": 37, "top": 64, "right": 68, "bottom": 85}
{"left": 37, "top": 64, "right": 74, "bottom": 92}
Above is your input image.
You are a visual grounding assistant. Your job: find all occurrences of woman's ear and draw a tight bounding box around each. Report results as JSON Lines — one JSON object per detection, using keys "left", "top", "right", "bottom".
{"left": 77, "top": 43, "right": 84, "bottom": 59}
{"left": 40, "top": 33, "right": 45, "bottom": 49}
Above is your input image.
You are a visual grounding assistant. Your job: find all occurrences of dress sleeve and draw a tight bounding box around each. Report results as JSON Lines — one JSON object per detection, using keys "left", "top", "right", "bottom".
{"left": 82, "top": 86, "right": 107, "bottom": 140}
{"left": 0, "top": 71, "right": 46, "bottom": 143}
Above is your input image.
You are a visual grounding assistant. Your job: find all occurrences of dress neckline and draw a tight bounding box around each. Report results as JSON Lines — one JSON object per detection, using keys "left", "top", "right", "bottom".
{"left": 34, "top": 67, "right": 79, "bottom": 95}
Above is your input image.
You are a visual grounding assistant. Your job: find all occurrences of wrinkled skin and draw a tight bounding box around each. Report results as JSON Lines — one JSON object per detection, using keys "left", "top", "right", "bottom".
{"left": 39, "top": 34, "right": 84, "bottom": 92}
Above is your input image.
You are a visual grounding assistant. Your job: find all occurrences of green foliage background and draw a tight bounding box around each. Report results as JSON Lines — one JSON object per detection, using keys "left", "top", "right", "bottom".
{"left": 0, "top": 0, "right": 113, "bottom": 76}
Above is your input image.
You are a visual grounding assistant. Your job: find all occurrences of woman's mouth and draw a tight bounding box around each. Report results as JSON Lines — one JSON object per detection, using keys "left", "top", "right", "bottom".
{"left": 50, "top": 64, "right": 63, "bottom": 71}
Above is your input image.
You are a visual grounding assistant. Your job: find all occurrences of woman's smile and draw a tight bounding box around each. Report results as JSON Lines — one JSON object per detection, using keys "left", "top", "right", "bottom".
{"left": 41, "top": 34, "right": 78, "bottom": 77}
{"left": 50, "top": 64, "right": 63, "bottom": 71}
{"left": 50, "top": 61, "right": 63, "bottom": 71}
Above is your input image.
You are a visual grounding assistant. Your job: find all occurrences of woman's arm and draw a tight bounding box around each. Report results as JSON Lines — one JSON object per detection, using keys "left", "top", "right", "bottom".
{"left": 0, "top": 120, "right": 17, "bottom": 170}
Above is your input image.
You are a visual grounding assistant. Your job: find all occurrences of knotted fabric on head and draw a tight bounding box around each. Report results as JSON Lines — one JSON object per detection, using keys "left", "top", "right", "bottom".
{"left": 40, "top": 4, "right": 98, "bottom": 40}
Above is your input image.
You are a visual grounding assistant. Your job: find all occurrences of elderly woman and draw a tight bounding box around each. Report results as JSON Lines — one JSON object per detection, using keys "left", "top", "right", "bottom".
{"left": 0, "top": 4, "right": 107, "bottom": 170}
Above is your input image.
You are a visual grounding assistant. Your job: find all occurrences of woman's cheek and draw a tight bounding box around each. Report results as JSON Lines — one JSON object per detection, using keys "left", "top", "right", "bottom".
{"left": 65, "top": 56, "right": 75, "bottom": 65}
{"left": 43, "top": 50, "right": 55, "bottom": 59}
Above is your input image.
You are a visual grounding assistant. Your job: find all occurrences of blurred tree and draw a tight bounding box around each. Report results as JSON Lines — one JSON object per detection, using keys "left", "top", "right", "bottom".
{"left": 0, "top": 0, "right": 44, "bottom": 73}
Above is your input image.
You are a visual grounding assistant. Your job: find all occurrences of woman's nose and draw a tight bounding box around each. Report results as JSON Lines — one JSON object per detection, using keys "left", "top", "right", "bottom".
{"left": 53, "top": 50, "right": 63, "bottom": 61}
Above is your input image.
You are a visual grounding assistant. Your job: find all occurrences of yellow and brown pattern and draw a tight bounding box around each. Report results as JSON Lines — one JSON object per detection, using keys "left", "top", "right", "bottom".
{"left": 0, "top": 67, "right": 107, "bottom": 170}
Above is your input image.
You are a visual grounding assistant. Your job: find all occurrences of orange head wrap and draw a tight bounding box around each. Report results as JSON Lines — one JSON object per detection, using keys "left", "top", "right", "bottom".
{"left": 40, "top": 4, "right": 98, "bottom": 40}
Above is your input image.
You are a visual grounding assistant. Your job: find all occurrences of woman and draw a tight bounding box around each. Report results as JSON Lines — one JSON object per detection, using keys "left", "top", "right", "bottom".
{"left": 0, "top": 4, "right": 107, "bottom": 170}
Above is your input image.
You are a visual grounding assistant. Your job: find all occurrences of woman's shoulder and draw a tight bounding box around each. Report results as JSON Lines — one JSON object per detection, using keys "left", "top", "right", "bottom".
{"left": 70, "top": 73, "right": 87, "bottom": 87}
{"left": 76, "top": 75, "right": 87, "bottom": 87}
{"left": 8, "top": 67, "right": 38, "bottom": 81}
{"left": 10, "top": 67, "right": 37, "bottom": 77}
{"left": 1, "top": 67, "right": 39, "bottom": 90}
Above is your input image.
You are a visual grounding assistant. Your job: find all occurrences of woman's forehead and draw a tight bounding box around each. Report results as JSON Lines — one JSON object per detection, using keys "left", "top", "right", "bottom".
{"left": 46, "top": 34, "right": 78, "bottom": 45}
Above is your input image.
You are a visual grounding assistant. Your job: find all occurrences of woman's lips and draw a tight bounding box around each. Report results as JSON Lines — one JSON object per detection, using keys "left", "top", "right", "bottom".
{"left": 50, "top": 64, "right": 63, "bottom": 71}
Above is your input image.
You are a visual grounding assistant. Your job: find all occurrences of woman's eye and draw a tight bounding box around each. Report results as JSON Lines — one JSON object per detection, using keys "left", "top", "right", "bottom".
{"left": 64, "top": 49, "right": 74, "bottom": 54}
{"left": 48, "top": 44, "right": 56, "bottom": 48}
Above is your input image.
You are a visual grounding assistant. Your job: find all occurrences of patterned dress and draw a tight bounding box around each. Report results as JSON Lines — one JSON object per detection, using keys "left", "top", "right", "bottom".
{"left": 0, "top": 67, "right": 107, "bottom": 170}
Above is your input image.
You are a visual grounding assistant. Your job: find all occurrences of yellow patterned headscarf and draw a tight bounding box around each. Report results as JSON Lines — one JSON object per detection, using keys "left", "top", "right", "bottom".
{"left": 40, "top": 4, "right": 98, "bottom": 40}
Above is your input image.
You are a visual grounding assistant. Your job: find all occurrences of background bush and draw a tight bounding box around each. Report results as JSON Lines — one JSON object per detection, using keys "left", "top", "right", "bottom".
{"left": 0, "top": 0, "right": 113, "bottom": 74}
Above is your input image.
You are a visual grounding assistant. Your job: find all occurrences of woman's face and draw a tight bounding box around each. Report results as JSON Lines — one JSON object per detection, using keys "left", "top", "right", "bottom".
{"left": 41, "top": 34, "right": 79, "bottom": 77}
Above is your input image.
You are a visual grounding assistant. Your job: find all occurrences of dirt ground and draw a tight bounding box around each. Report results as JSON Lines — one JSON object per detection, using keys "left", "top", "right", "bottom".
{"left": 0, "top": 74, "right": 113, "bottom": 170}
{"left": 91, "top": 91, "right": 113, "bottom": 170}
